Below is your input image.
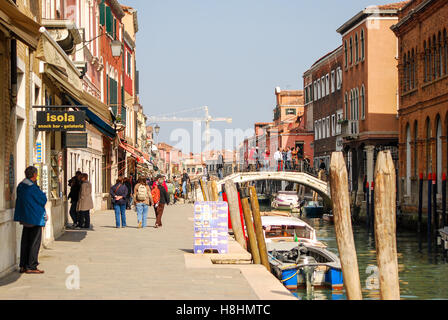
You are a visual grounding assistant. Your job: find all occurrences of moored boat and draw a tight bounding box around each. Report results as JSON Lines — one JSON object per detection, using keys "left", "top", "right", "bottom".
{"left": 271, "top": 191, "right": 300, "bottom": 210}
{"left": 268, "top": 244, "right": 343, "bottom": 290}
{"left": 302, "top": 201, "right": 324, "bottom": 218}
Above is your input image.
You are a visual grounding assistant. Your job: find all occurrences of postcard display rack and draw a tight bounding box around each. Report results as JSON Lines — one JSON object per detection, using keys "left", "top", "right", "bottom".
{"left": 194, "top": 201, "right": 229, "bottom": 254}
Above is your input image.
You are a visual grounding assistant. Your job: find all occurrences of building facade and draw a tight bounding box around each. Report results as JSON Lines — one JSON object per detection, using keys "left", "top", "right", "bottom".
{"left": 336, "top": 3, "right": 406, "bottom": 199}
{"left": 303, "top": 46, "right": 344, "bottom": 170}
{"left": 391, "top": 0, "right": 448, "bottom": 217}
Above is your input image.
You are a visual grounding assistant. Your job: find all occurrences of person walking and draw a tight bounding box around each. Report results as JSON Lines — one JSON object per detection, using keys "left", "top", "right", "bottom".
{"left": 124, "top": 177, "right": 133, "bottom": 210}
{"left": 282, "top": 148, "right": 287, "bottom": 171}
{"left": 153, "top": 176, "right": 170, "bottom": 228}
{"left": 181, "top": 169, "right": 189, "bottom": 199}
{"left": 264, "top": 149, "right": 270, "bottom": 171}
{"left": 14, "top": 166, "right": 48, "bottom": 274}
{"left": 286, "top": 147, "right": 292, "bottom": 171}
{"left": 76, "top": 173, "right": 94, "bottom": 229}
{"left": 67, "top": 171, "right": 82, "bottom": 228}
{"left": 217, "top": 151, "right": 224, "bottom": 179}
{"left": 134, "top": 177, "right": 153, "bottom": 228}
{"left": 110, "top": 177, "right": 129, "bottom": 228}
{"left": 166, "top": 179, "right": 175, "bottom": 204}
{"left": 274, "top": 148, "right": 282, "bottom": 172}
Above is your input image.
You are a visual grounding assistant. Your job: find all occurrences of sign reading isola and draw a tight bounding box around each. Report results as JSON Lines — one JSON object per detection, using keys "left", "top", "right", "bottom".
{"left": 36, "top": 111, "right": 86, "bottom": 131}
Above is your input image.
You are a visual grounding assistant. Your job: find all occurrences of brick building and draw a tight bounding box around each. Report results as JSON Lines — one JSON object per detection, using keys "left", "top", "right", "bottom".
{"left": 391, "top": 0, "right": 448, "bottom": 218}
{"left": 303, "top": 46, "right": 344, "bottom": 170}
{"left": 336, "top": 2, "right": 407, "bottom": 199}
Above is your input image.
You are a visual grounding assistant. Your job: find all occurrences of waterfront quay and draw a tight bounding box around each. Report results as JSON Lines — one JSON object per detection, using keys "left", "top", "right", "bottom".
{"left": 0, "top": 204, "right": 294, "bottom": 300}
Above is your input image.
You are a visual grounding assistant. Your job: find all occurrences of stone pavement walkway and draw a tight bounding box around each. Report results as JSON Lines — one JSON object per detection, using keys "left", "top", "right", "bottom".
{"left": 0, "top": 204, "right": 295, "bottom": 300}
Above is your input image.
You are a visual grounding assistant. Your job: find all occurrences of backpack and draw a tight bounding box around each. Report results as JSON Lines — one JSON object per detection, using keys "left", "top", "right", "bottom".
{"left": 136, "top": 184, "right": 147, "bottom": 201}
{"left": 152, "top": 185, "right": 160, "bottom": 204}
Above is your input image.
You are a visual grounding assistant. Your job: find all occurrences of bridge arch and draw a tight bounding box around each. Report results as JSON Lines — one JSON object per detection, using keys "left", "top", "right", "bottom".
{"left": 217, "top": 171, "right": 331, "bottom": 203}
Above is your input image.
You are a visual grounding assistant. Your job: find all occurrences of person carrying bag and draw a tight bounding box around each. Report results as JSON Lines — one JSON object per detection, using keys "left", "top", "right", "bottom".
{"left": 110, "top": 177, "right": 128, "bottom": 228}
{"left": 134, "top": 177, "right": 153, "bottom": 229}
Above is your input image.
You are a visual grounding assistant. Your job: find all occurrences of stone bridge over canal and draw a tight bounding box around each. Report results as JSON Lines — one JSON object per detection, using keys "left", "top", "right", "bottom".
{"left": 217, "top": 171, "right": 331, "bottom": 202}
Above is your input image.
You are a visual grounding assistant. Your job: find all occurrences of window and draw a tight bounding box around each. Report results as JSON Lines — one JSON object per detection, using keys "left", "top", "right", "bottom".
{"left": 326, "top": 117, "right": 330, "bottom": 139}
{"left": 331, "top": 70, "right": 335, "bottom": 93}
{"left": 355, "top": 33, "right": 359, "bottom": 62}
{"left": 314, "top": 81, "right": 317, "bottom": 101}
{"left": 286, "top": 108, "right": 296, "bottom": 115}
{"left": 317, "top": 79, "right": 321, "bottom": 99}
{"left": 360, "top": 29, "right": 365, "bottom": 60}
{"left": 349, "top": 37, "right": 353, "bottom": 65}
{"left": 314, "top": 121, "right": 318, "bottom": 140}
{"left": 127, "top": 51, "right": 132, "bottom": 77}
{"left": 336, "top": 67, "right": 342, "bottom": 90}
{"left": 336, "top": 112, "right": 343, "bottom": 135}
{"left": 424, "top": 41, "right": 428, "bottom": 82}
{"left": 361, "top": 85, "right": 365, "bottom": 120}
{"left": 344, "top": 92, "right": 348, "bottom": 120}
{"left": 321, "top": 76, "right": 325, "bottom": 96}
{"left": 344, "top": 40, "right": 348, "bottom": 67}
{"left": 332, "top": 114, "right": 336, "bottom": 136}
{"left": 444, "top": 29, "right": 447, "bottom": 76}
{"left": 325, "top": 74, "right": 330, "bottom": 95}
{"left": 438, "top": 32, "right": 443, "bottom": 77}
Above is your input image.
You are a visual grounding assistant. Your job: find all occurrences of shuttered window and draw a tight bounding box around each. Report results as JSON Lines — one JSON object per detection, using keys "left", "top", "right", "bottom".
{"left": 106, "top": 6, "right": 113, "bottom": 36}
{"left": 99, "top": 0, "right": 105, "bottom": 26}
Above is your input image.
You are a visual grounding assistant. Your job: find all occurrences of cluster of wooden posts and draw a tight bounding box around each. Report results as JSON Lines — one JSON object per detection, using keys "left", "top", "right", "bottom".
{"left": 196, "top": 150, "right": 401, "bottom": 300}
{"left": 330, "top": 151, "right": 400, "bottom": 300}
{"left": 197, "top": 178, "right": 271, "bottom": 271}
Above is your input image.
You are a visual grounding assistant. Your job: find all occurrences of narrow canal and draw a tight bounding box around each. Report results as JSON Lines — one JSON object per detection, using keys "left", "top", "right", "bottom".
{"left": 259, "top": 203, "right": 448, "bottom": 300}
{"left": 295, "top": 218, "right": 448, "bottom": 300}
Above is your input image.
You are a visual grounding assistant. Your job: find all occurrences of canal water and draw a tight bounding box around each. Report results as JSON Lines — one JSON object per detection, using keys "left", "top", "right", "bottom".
{"left": 259, "top": 203, "right": 448, "bottom": 300}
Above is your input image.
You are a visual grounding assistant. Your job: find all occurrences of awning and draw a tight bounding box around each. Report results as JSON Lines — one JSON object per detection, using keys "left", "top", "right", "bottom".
{"left": 65, "top": 94, "right": 116, "bottom": 139}
{"left": 119, "top": 143, "right": 145, "bottom": 164}
{"left": 0, "top": 1, "right": 41, "bottom": 50}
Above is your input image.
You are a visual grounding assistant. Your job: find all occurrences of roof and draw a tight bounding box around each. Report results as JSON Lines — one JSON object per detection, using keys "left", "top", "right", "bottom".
{"left": 376, "top": 1, "right": 410, "bottom": 10}
{"left": 261, "top": 216, "right": 313, "bottom": 229}
{"left": 310, "top": 45, "right": 343, "bottom": 69}
{"left": 336, "top": 1, "right": 408, "bottom": 35}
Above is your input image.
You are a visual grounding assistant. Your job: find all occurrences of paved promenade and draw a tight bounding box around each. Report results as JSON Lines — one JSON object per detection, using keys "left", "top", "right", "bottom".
{"left": 0, "top": 204, "right": 295, "bottom": 300}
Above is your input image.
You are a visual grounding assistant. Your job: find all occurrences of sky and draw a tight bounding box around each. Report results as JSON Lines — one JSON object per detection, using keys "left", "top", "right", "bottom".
{"left": 119, "top": 0, "right": 402, "bottom": 153}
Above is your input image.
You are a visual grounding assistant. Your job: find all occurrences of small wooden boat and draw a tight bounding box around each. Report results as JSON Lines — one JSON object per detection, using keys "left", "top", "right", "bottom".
{"left": 268, "top": 244, "right": 343, "bottom": 290}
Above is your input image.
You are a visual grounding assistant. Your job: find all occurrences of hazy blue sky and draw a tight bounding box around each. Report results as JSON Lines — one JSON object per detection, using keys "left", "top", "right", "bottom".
{"left": 119, "top": 0, "right": 400, "bottom": 153}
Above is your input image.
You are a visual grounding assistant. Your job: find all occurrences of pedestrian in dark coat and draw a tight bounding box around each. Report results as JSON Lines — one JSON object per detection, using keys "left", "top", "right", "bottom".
{"left": 68, "top": 171, "right": 82, "bottom": 227}
{"left": 14, "top": 166, "right": 47, "bottom": 274}
{"left": 124, "top": 177, "right": 133, "bottom": 209}
{"left": 110, "top": 177, "right": 129, "bottom": 228}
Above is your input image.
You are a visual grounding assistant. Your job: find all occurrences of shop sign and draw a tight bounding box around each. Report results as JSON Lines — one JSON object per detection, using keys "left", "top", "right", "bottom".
{"left": 41, "top": 165, "right": 49, "bottom": 199}
{"left": 36, "top": 142, "right": 42, "bottom": 163}
{"left": 36, "top": 111, "right": 86, "bottom": 131}
{"left": 65, "top": 133, "right": 88, "bottom": 148}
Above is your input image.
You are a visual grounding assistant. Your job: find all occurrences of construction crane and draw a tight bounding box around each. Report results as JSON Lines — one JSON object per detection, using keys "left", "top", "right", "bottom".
{"left": 147, "top": 106, "right": 232, "bottom": 150}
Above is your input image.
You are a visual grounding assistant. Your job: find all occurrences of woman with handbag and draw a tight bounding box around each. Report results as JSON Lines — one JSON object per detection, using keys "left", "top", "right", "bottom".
{"left": 134, "top": 177, "right": 153, "bottom": 229}
{"left": 110, "top": 177, "right": 129, "bottom": 228}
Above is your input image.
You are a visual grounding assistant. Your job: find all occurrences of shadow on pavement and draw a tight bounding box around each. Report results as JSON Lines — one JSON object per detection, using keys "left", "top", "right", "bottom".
{"left": 0, "top": 271, "right": 22, "bottom": 287}
{"left": 56, "top": 230, "right": 87, "bottom": 242}
{"left": 179, "top": 249, "right": 194, "bottom": 254}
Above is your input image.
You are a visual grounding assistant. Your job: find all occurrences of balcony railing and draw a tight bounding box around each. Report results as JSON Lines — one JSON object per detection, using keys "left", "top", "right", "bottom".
{"left": 341, "top": 120, "right": 359, "bottom": 139}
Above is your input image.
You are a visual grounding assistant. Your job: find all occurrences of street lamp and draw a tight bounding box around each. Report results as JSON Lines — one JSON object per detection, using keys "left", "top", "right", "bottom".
{"left": 154, "top": 124, "right": 160, "bottom": 135}
{"left": 110, "top": 40, "right": 123, "bottom": 58}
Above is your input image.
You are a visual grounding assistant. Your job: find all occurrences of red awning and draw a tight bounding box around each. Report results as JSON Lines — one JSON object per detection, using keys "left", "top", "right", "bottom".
{"left": 119, "top": 143, "right": 144, "bottom": 163}
{"left": 120, "top": 141, "right": 150, "bottom": 161}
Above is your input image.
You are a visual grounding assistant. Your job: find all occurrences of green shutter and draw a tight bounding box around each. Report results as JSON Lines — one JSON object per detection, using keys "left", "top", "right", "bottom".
{"left": 113, "top": 18, "right": 117, "bottom": 40}
{"left": 106, "top": 6, "right": 113, "bottom": 35}
{"left": 121, "top": 86, "right": 126, "bottom": 126}
{"left": 99, "top": 0, "right": 105, "bottom": 26}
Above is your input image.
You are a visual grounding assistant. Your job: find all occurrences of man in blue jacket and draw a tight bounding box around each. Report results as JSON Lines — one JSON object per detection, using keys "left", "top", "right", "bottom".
{"left": 14, "top": 166, "right": 48, "bottom": 274}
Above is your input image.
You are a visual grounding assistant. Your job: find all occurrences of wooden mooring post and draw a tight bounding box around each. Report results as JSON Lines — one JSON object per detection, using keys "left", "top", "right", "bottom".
{"left": 374, "top": 150, "right": 400, "bottom": 300}
{"left": 224, "top": 180, "right": 247, "bottom": 250}
{"left": 241, "top": 195, "right": 261, "bottom": 264}
{"left": 329, "top": 152, "right": 363, "bottom": 300}
{"left": 249, "top": 186, "right": 270, "bottom": 271}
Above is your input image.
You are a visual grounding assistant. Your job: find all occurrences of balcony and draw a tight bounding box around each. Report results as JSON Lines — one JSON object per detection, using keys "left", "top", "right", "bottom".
{"left": 340, "top": 120, "right": 359, "bottom": 140}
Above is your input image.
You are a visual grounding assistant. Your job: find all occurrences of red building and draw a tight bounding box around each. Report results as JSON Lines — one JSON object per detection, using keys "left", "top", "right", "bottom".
{"left": 391, "top": 0, "right": 448, "bottom": 219}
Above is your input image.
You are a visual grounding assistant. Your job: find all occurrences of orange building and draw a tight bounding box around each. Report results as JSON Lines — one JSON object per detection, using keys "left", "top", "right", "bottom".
{"left": 391, "top": 0, "right": 448, "bottom": 216}
{"left": 336, "top": 2, "right": 408, "bottom": 198}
